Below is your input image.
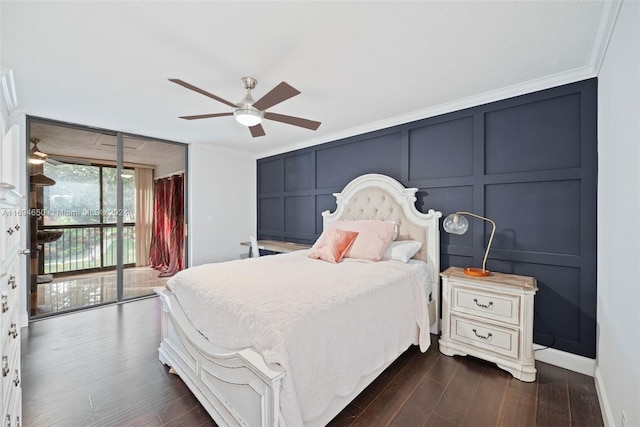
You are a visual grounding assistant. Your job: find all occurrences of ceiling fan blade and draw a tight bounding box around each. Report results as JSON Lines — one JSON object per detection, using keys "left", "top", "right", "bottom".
{"left": 169, "top": 79, "right": 238, "bottom": 108}
{"left": 46, "top": 158, "right": 64, "bottom": 166}
{"left": 249, "top": 124, "right": 266, "bottom": 138}
{"left": 178, "top": 112, "right": 233, "bottom": 120}
{"left": 48, "top": 156, "right": 92, "bottom": 166}
{"left": 264, "top": 112, "right": 321, "bottom": 131}
{"left": 252, "top": 82, "right": 301, "bottom": 111}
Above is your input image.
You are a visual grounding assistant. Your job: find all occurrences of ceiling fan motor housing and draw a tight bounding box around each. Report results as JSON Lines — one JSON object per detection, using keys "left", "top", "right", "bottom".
{"left": 240, "top": 76, "right": 258, "bottom": 90}
{"left": 234, "top": 77, "right": 264, "bottom": 126}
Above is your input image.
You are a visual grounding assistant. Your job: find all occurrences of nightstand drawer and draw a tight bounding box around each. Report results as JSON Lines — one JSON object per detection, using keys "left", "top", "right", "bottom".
{"left": 452, "top": 286, "right": 520, "bottom": 325}
{"left": 450, "top": 315, "right": 519, "bottom": 359}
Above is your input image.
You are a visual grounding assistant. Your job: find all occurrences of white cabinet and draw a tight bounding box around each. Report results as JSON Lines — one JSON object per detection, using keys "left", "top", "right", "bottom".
{"left": 439, "top": 267, "right": 538, "bottom": 382}
{"left": 0, "top": 66, "right": 22, "bottom": 427}
{"left": 0, "top": 185, "right": 22, "bottom": 426}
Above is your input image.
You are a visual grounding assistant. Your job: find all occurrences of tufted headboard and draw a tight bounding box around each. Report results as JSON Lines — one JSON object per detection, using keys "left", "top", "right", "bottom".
{"left": 321, "top": 174, "right": 442, "bottom": 332}
{"left": 322, "top": 174, "right": 441, "bottom": 268}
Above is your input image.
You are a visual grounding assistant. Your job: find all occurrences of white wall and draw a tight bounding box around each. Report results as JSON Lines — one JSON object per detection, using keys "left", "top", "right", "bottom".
{"left": 188, "top": 143, "right": 255, "bottom": 266}
{"left": 596, "top": 1, "right": 640, "bottom": 426}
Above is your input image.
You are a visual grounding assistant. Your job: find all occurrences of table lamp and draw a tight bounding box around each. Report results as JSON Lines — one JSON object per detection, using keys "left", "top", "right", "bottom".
{"left": 443, "top": 211, "right": 496, "bottom": 277}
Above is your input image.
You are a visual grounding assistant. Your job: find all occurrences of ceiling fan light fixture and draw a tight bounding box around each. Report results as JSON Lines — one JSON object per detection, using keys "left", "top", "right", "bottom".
{"left": 30, "top": 152, "right": 47, "bottom": 165}
{"left": 30, "top": 138, "right": 48, "bottom": 164}
{"left": 29, "top": 157, "right": 46, "bottom": 165}
{"left": 233, "top": 108, "right": 263, "bottom": 127}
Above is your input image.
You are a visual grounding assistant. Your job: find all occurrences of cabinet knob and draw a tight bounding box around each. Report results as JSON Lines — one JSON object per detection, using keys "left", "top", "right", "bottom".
{"left": 1, "top": 356, "right": 8, "bottom": 377}
{"left": 8, "top": 275, "right": 16, "bottom": 290}
{"left": 12, "top": 369, "right": 19, "bottom": 387}
{"left": 1, "top": 295, "right": 7, "bottom": 313}
{"left": 8, "top": 323, "right": 17, "bottom": 339}
{"left": 6, "top": 228, "right": 13, "bottom": 236}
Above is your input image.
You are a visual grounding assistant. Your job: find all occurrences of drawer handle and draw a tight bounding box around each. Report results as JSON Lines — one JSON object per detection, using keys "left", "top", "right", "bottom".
{"left": 6, "top": 414, "right": 10, "bottom": 427}
{"left": 13, "top": 369, "right": 19, "bottom": 386}
{"left": 1, "top": 295, "right": 7, "bottom": 313}
{"left": 9, "top": 276, "right": 16, "bottom": 290}
{"left": 473, "top": 298, "right": 493, "bottom": 309}
{"left": 14, "top": 224, "right": 19, "bottom": 231}
{"left": 472, "top": 328, "right": 493, "bottom": 340}
{"left": 15, "top": 417, "right": 19, "bottom": 427}
{"left": 2, "top": 356, "right": 8, "bottom": 377}
{"left": 6, "top": 228, "right": 13, "bottom": 236}
{"left": 8, "top": 323, "right": 17, "bottom": 339}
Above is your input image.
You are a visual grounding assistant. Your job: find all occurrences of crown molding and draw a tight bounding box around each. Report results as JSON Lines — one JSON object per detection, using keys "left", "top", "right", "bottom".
{"left": 588, "top": 0, "right": 624, "bottom": 76}
{"left": 256, "top": 65, "right": 597, "bottom": 159}
{"left": 256, "top": 0, "right": 624, "bottom": 160}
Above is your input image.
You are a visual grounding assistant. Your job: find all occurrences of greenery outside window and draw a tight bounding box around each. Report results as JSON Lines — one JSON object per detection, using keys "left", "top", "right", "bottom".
{"left": 41, "top": 162, "right": 136, "bottom": 274}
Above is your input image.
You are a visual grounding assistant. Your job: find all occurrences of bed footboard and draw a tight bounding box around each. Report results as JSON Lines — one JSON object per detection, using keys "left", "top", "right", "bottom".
{"left": 155, "top": 289, "right": 285, "bottom": 427}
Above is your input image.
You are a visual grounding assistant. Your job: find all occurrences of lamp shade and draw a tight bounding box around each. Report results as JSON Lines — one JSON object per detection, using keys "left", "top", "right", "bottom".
{"left": 442, "top": 211, "right": 496, "bottom": 277}
{"left": 233, "top": 108, "right": 263, "bottom": 127}
{"left": 443, "top": 213, "right": 469, "bottom": 235}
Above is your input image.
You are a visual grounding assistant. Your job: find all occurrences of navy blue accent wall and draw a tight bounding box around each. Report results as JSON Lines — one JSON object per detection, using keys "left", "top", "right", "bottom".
{"left": 257, "top": 79, "right": 597, "bottom": 358}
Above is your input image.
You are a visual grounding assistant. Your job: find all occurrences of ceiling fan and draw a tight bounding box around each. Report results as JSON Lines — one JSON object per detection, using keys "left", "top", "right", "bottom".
{"left": 169, "top": 77, "right": 321, "bottom": 138}
{"left": 30, "top": 138, "right": 55, "bottom": 165}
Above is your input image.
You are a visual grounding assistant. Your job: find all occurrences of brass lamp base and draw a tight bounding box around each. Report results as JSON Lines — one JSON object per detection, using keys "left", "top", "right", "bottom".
{"left": 463, "top": 267, "right": 491, "bottom": 277}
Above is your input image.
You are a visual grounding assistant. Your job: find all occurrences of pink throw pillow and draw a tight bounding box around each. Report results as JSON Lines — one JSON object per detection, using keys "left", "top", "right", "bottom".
{"left": 308, "top": 229, "right": 359, "bottom": 263}
{"left": 315, "top": 220, "right": 395, "bottom": 261}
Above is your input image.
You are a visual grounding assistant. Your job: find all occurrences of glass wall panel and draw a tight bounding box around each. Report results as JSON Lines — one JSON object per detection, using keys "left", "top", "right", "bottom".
{"left": 29, "top": 121, "right": 119, "bottom": 316}
{"left": 28, "top": 119, "right": 187, "bottom": 318}
{"left": 122, "top": 136, "right": 186, "bottom": 300}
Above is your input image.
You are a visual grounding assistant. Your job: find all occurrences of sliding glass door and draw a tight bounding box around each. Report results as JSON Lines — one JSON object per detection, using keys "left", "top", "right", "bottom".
{"left": 29, "top": 128, "right": 120, "bottom": 315}
{"left": 27, "top": 118, "right": 187, "bottom": 318}
{"left": 121, "top": 134, "right": 187, "bottom": 301}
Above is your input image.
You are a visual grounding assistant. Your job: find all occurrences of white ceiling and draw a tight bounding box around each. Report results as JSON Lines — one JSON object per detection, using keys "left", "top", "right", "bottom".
{"left": 0, "top": 1, "right": 613, "bottom": 159}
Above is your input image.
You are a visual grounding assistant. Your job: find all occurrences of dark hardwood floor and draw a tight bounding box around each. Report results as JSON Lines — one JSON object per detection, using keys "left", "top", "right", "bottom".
{"left": 21, "top": 297, "right": 603, "bottom": 427}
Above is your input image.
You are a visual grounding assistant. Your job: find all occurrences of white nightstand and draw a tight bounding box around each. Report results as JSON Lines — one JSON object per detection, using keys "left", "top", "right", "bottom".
{"left": 438, "top": 266, "right": 538, "bottom": 382}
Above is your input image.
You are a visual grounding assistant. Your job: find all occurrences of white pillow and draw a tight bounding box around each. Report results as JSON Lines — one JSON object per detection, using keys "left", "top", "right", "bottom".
{"left": 386, "top": 221, "right": 398, "bottom": 240}
{"left": 383, "top": 240, "right": 422, "bottom": 263}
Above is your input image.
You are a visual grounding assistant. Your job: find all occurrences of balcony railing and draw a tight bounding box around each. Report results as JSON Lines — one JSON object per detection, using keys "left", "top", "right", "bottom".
{"left": 41, "top": 224, "right": 136, "bottom": 274}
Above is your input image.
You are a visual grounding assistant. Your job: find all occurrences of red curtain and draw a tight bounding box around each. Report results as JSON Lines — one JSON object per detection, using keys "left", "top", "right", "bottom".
{"left": 149, "top": 174, "right": 184, "bottom": 277}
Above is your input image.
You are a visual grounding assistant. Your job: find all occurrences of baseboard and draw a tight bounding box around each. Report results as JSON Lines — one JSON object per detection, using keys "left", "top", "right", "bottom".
{"left": 533, "top": 344, "right": 595, "bottom": 376}
{"left": 594, "top": 366, "right": 615, "bottom": 427}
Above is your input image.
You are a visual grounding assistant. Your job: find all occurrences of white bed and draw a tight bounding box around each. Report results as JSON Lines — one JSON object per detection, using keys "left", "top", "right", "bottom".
{"left": 155, "top": 173, "right": 442, "bottom": 426}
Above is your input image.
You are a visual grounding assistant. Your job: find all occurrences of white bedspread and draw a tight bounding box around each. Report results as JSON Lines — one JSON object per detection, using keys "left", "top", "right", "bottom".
{"left": 167, "top": 250, "right": 431, "bottom": 426}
